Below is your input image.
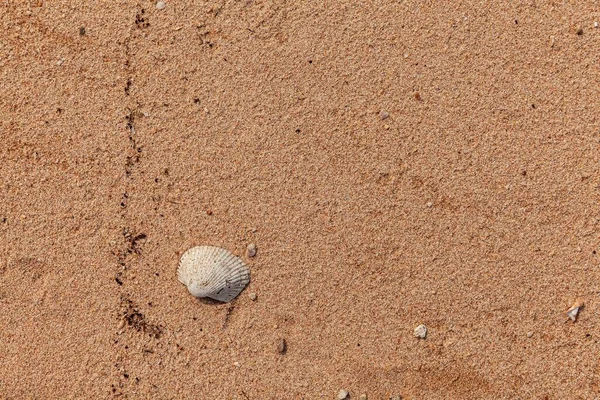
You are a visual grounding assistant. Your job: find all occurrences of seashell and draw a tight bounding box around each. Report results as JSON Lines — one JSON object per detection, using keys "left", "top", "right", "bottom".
{"left": 566, "top": 298, "right": 584, "bottom": 322}
{"left": 177, "top": 246, "right": 250, "bottom": 302}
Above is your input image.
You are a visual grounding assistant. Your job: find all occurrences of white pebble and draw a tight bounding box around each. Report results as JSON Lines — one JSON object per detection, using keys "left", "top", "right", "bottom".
{"left": 595, "top": 21, "right": 599, "bottom": 28}
{"left": 156, "top": 1, "right": 166, "bottom": 9}
{"left": 233, "top": 361, "right": 240, "bottom": 367}
{"left": 379, "top": 110, "right": 389, "bottom": 120}
{"left": 414, "top": 324, "right": 427, "bottom": 339}
{"left": 337, "top": 389, "right": 349, "bottom": 400}
{"left": 426, "top": 201, "right": 433, "bottom": 208}
{"left": 359, "top": 395, "right": 368, "bottom": 400}
{"left": 527, "top": 331, "right": 533, "bottom": 338}
{"left": 248, "top": 292, "right": 257, "bottom": 301}
{"left": 246, "top": 243, "right": 257, "bottom": 257}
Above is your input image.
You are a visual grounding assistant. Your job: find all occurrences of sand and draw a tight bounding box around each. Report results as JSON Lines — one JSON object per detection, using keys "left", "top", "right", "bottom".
{"left": 2, "top": 1, "right": 600, "bottom": 399}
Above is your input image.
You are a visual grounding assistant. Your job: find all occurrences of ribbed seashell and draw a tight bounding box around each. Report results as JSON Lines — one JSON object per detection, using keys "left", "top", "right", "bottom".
{"left": 177, "top": 246, "right": 250, "bottom": 302}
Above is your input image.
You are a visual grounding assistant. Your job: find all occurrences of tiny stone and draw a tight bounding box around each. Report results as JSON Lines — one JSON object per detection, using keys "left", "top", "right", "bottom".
{"left": 379, "top": 110, "right": 390, "bottom": 120}
{"left": 233, "top": 361, "right": 240, "bottom": 367}
{"left": 390, "top": 397, "right": 403, "bottom": 400}
{"left": 246, "top": 243, "right": 257, "bottom": 257}
{"left": 359, "top": 395, "right": 368, "bottom": 400}
{"left": 414, "top": 324, "right": 427, "bottom": 339}
{"left": 337, "top": 389, "right": 349, "bottom": 400}
{"left": 248, "top": 292, "right": 257, "bottom": 301}
{"left": 156, "top": 1, "right": 166, "bottom": 9}
{"left": 79, "top": 27, "right": 86, "bottom": 36}
{"left": 426, "top": 201, "right": 433, "bottom": 208}
{"left": 527, "top": 331, "right": 533, "bottom": 338}
{"left": 117, "top": 319, "right": 125, "bottom": 330}
{"left": 277, "top": 338, "right": 287, "bottom": 354}
{"left": 594, "top": 22, "right": 599, "bottom": 28}
{"left": 576, "top": 27, "right": 583, "bottom": 35}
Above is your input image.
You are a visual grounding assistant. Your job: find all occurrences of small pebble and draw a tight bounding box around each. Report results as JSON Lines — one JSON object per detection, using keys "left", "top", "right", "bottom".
{"left": 277, "top": 338, "right": 287, "bottom": 354}
{"left": 414, "top": 324, "right": 427, "bottom": 339}
{"left": 379, "top": 110, "right": 390, "bottom": 120}
{"left": 247, "top": 243, "right": 257, "bottom": 257}
{"left": 426, "top": 201, "right": 433, "bottom": 208}
{"left": 337, "top": 389, "right": 349, "bottom": 400}
{"left": 156, "top": 1, "right": 166, "bottom": 9}
{"left": 117, "top": 319, "right": 125, "bottom": 330}
{"left": 233, "top": 361, "right": 241, "bottom": 367}
{"left": 594, "top": 21, "right": 599, "bottom": 28}
{"left": 527, "top": 331, "right": 533, "bottom": 338}
{"left": 390, "top": 397, "right": 403, "bottom": 400}
{"left": 576, "top": 27, "right": 584, "bottom": 35}
{"left": 248, "top": 292, "right": 257, "bottom": 301}
{"left": 359, "top": 395, "right": 368, "bottom": 400}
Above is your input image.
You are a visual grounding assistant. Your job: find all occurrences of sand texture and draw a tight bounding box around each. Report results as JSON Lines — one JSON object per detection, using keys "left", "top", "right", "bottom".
{"left": 2, "top": 1, "right": 600, "bottom": 399}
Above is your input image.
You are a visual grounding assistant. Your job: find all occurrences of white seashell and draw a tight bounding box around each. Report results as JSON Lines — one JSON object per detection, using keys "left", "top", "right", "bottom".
{"left": 177, "top": 246, "right": 250, "bottom": 302}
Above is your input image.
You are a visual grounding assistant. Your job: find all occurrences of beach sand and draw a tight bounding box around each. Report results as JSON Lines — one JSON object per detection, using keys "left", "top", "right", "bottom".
{"left": 2, "top": 1, "right": 600, "bottom": 398}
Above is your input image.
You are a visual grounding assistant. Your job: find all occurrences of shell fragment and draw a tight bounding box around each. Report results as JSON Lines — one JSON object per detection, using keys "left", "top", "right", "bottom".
{"left": 566, "top": 298, "right": 584, "bottom": 322}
